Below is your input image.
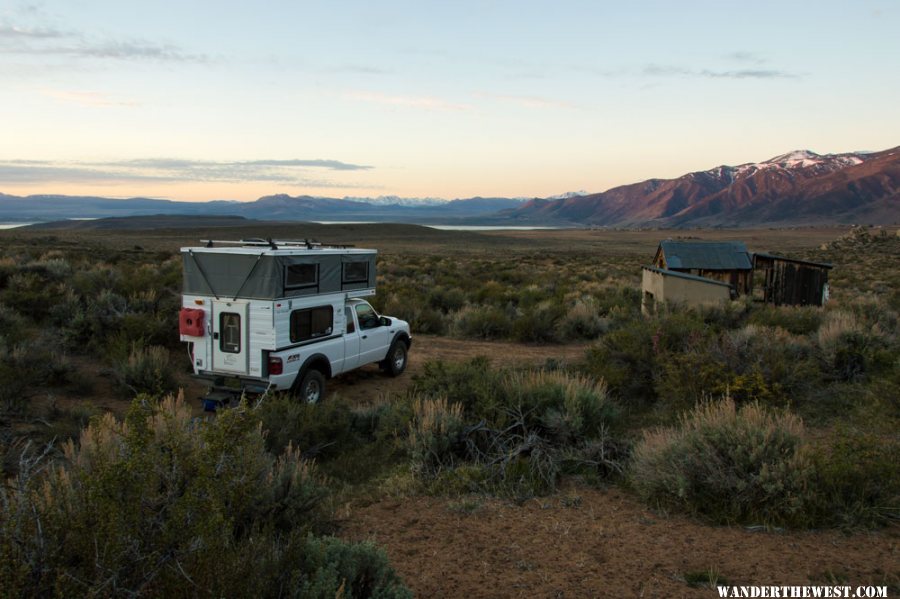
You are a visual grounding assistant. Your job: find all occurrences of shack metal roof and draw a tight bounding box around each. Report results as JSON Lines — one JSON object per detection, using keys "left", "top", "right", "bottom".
{"left": 658, "top": 240, "right": 752, "bottom": 271}
{"left": 752, "top": 252, "right": 833, "bottom": 270}
{"left": 642, "top": 265, "right": 733, "bottom": 288}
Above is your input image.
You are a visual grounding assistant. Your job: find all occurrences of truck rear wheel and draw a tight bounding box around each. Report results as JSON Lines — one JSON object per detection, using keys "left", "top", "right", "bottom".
{"left": 297, "top": 369, "right": 326, "bottom": 404}
{"left": 384, "top": 340, "right": 408, "bottom": 377}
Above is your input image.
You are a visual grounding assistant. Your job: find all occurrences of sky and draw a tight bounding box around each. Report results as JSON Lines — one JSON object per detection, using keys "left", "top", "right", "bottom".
{"left": 1, "top": 0, "right": 898, "bottom": 202}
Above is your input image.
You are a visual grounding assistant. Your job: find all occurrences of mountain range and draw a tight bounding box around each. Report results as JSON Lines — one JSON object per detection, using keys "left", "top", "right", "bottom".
{"left": 2, "top": 145, "right": 898, "bottom": 228}
{"left": 503, "top": 146, "right": 900, "bottom": 227}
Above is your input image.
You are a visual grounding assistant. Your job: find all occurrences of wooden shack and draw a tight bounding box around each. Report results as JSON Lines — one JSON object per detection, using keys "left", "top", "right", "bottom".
{"left": 653, "top": 240, "right": 753, "bottom": 296}
{"left": 752, "top": 253, "right": 833, "bottom": 307}
{"left": 641, "top": 266, "right": 733, "bottom": 314}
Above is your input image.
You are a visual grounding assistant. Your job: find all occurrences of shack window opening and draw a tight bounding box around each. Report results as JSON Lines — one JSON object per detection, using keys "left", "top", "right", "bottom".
{"left": 343, "top": 261, "right": 368, "bottom": 284}
{"left": 220, "top": 312, "right": 241, "bottom": 353}
{"left": 290, "top": 306, "right": 334, "bottom": 343}
{"left": 285, "top": 264, "right": 318, "bottom": 289}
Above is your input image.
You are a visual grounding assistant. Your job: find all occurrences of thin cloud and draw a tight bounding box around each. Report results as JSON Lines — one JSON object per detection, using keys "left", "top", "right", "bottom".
{"left": 344, "top": 90, "right": 473, "bottom": 112}
{"left": 699, "top": 68, "right": 797, "bottom": 79}
{"left": 41, "top": 89, "right": 140, "bottom": 107}
{"left": 726, "top": 51, "right": 766, "bottom": 64}
{"left": 0, "top": 24, "right": 65, "bottom": 38}
{"left": 330, "top": 64, "right": 391, "bottom": 75}
{"left": 476, "top": 92, "right": 579, "bottom": 110}
{"left": 0, "top": 158, "right": 374, "bottom": 187}
{"left": 0, "top": 18, "right": 208, "bottom": 62}
{"left": 643, "top": 63, "right": 798, "bottom": 80}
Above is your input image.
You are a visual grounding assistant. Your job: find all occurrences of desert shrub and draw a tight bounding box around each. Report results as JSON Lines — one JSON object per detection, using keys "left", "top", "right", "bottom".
{"left": 0, "top": 336, "right": 71, "bottom": 415}
{"left": 630, "top": 397, "right": 815, "bottom": 527}
{"left": 748, "top": 305, "right": 823, "bottom": 335}
{"left": 0, "top": 303, "right": 27, "bottom": 345}
{"left": 257, "top": 393, "right": 414, "bottom": 486}
{"left": 408, "top": 396, "right": 466, "bottom": 478}
{"left": 2, "top": 272, "right": 66, "bottom": 321}
{"left": 451, "top": 304, "right": 514, "bottom": 339}
{"left": 511, "top": 301, "right": 566, "bottom": 343}
{"left": 257, "top": 393, "right": 359, "bottom": 457}
{"left": 0, "top": 395, "right": 410, "bottom": 598}
{"left": 716, "top": 325, "right": 819, "bottom": 404}
{"left": 559, "top": 297, "right": 607, "bottom": 339}
{"left": 583, "top": 318, "right": 657, "bottom": 404}
{"left": 409, "top": 360, "right": 624, "bottom": 499}
{"left": 811, "top": 428, "right": 900, "bottom": 528}
{"left": 816, "top": 311, "right": 893, "bottom": 382}
{"left": 427, "top": 285, "right": 466, "bottom": 313}
{"left": 503, "top": 370, "right": 617, "bottom": 440}
{"left": 112, "top": 343, "right": 177, "bottom": 397}
{"left": 413, "top": 356, "right": 507, "bottom": 415}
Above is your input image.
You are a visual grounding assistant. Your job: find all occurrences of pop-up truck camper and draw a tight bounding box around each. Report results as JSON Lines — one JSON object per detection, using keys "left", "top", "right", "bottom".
{"left": 179, "top": 238, "right": 411, "bottom": 410}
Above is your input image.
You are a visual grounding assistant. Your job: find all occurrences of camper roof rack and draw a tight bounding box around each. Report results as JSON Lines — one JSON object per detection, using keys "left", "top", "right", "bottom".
{"left": 200, "top": 238, "right": 354, "bottom": 250}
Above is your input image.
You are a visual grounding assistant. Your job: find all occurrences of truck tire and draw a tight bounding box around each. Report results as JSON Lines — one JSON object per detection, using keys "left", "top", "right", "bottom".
{"left": 384, "top": 340, "right": 408, "bottom": 377}
{"left": 297, "top": 369, "right": 326, "bottom": 404}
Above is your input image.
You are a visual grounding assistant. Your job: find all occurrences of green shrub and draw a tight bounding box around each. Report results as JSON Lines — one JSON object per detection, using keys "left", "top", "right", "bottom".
{"left": 584, "top": 319, "right": 656, "bottom": 403}
{"left": 258, "top": 393, "right": 359, "bottom": 457}
{"left": 451, "top": 304, "right": 514, "bottom": 339}
{"left": 511, "top": 302, "right": 565, "bottom": 343}
{"left": 811, "top": 428, "right": 900, "bottom": 528}
{"left": 0, "top": 336, "right": 71, "bottom": 415}
{"left": 413, "top": 356, "right": 506, "bottom": 416}
{"left": 630, "top": 398, "right": 815, "bottom": 527}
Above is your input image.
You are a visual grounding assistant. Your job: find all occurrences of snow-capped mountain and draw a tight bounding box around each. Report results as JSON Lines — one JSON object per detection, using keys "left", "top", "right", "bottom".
{"left": 504, "top": 146, "right": 900, "bottom": 227}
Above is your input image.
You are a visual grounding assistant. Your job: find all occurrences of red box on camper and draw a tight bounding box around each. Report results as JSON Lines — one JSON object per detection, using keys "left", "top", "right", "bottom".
{"left": 179, "top": 308, "right": 205, "bottom": 337}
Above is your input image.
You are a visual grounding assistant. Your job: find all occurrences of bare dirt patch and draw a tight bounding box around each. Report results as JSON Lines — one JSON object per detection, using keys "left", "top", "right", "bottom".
{"left": 342, "top": 487, "right": 899, "bottom": 598}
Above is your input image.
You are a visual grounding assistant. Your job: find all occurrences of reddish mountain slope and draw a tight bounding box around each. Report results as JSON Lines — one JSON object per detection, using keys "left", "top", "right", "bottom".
{"left": 506, "top": 146, "right": 900, "bottom": 227}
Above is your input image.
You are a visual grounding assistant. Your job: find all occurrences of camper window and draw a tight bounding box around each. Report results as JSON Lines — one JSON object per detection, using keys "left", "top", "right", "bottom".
{"left": 290, "top": 305, "right": 334, "bottom": 343}
{"left": 285, "top": 263, "right": 318, "bottom": 289}
{"left": 220, "top": 312, "right": 241, "bottom": 353}
{"left": 342, "top": 261, "right": 368, "bottom": 283}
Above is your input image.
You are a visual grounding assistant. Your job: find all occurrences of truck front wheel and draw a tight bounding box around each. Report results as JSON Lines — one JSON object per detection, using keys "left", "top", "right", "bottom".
{"left": 384, "top": 341, "right": 408, "bottom": 377}
{"left": 297, "top": 369, "right": 326, "bottom": 404}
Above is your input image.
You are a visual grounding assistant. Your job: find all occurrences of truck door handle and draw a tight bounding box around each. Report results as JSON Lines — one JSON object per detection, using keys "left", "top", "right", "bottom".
{"left": 361, "top": 335, "right": 367, "bottom": 339}
{"left": 213, "top": 332, "right": 219, "bottom": 340}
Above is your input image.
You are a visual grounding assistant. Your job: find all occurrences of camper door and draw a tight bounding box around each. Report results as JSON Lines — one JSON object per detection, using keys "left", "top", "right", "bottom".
{"left": 212, "top": 300, "right": 249, "bottom": 375}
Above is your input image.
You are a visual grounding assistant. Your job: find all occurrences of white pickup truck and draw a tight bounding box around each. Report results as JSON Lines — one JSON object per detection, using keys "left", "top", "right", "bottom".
{"left": 178, "top": 239, "right": 411, "bottom": 408}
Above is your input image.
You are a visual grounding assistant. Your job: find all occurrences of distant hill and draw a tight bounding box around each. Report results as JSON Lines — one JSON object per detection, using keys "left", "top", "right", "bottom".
{"left": 0, "top": 193, "right": 527, "bottom": 224}
{"left": 502, "top": 146, "right": 900, "bottom": 227}
{"left": 25, "top": 214, "right": 258, "bottom": 230}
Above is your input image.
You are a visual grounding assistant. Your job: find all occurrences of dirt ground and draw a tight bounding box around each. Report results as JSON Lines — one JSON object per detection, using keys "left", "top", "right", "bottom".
{"left": 341, "top": 488, "right": 899, "bottom": 598}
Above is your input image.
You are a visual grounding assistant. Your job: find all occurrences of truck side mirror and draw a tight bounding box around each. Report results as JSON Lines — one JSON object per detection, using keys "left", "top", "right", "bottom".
{"left": 379, "top": 316, "right": 392, "bottom": 327}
